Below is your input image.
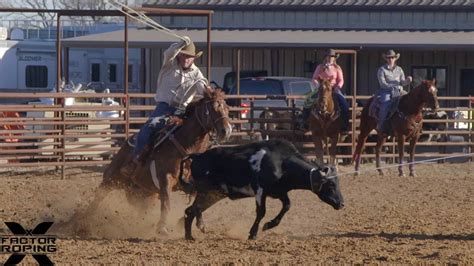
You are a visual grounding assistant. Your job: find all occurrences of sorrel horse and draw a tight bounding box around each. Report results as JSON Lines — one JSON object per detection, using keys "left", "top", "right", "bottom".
{"left": 95, "top": 88, "right": 232, "bottom": 233}
{"left": 353, "top": 80, "right": 439, "bottom": 177}
{"left": 309, "top": 78, "right": 345, "bottom": 166}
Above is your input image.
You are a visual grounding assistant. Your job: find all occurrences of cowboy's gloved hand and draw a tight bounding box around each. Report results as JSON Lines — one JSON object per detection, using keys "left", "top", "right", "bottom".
{"left": 182, "top": 36, "right": 191, "bottom": 46}
{"left": 173, "top": 108, "right": 185, "bottom": 117}
{"left": 167, "top": 115, "right": 184, "bottom": 126}
{"left": 333, "top": 85, "right": 341, "bottom": 92}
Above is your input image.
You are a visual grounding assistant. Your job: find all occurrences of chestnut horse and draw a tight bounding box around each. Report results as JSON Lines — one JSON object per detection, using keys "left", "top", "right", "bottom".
{"left": 353, "top": 80, "right": 439, "bottom": 177}
{"left": 94, "top": 88, "right": 232, "bottom": 234}
{"left": 309, "top": 78, "right": 345, "bottom": 166}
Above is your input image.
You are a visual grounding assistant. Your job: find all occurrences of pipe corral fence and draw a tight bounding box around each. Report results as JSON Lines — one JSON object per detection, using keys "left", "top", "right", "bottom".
{"left": 0, "top": 93, "right": 472, "bottom": 167}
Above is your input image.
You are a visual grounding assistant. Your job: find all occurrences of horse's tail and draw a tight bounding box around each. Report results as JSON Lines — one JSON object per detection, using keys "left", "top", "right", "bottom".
{"left": 179, "top": 155, "right": 194, "bottom": 194}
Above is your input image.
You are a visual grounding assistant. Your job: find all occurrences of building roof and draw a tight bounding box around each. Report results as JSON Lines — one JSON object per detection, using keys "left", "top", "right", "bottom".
{"left": 143, "top": 0, "right": 473, "bottom": 9}
{"left": 62, "top": 28, "right": 474, "bottom": 49}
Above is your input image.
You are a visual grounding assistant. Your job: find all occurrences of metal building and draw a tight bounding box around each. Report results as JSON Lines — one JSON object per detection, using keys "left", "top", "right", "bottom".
{"left": 64, "top": 1, "right": 474, "bottom": 99}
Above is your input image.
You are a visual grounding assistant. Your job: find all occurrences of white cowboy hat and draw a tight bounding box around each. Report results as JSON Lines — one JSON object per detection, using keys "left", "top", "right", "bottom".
{"left": 382, "top": 49, "right": 400, "bottom": 60}
{"left": 179, "top": 39, "right": 203, "bottom": 58}
{"left": 324, "top": 49, "right": 340, "bottom": 59}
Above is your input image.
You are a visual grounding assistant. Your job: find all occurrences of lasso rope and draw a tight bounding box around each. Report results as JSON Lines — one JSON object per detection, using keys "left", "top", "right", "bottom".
{"left": 334, "top": 152, "right": 474, "bottom": 178}
{"left": 107, "top": 0, "right": 186, "bottom": 41}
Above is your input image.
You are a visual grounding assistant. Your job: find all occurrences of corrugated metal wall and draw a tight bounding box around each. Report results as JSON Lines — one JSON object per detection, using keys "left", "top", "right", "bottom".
{"left": 148, "top": 47, "right": 474, "bottom": 98}
{"left": 155, "top": 10, "right": 474, "bottom": 31}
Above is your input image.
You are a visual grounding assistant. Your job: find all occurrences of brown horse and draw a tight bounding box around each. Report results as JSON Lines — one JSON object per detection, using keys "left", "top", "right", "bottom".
{"left": 309, "top": 78, "right": 345, "bottom": 166}
{"left": 93, "top": 88, "right": 232, "bottom": 233}
{"left": 353, "top": 80, "right": 439, "bottom": 177}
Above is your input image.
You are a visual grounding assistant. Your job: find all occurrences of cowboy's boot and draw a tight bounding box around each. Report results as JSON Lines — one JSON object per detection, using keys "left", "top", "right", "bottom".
{"left": 340, "top": 111, "right": 349, "bottom": 135}
{"left": 120, "top": 145, "right": 150, "bottom": 177}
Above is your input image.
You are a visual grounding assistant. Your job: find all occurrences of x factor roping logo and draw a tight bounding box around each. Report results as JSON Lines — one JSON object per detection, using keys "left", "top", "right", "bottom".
{"left": 1, "top": 222, "right": 56, "bottom": 265}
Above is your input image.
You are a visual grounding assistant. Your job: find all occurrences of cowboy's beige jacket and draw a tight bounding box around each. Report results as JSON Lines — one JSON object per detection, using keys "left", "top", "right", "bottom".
{"left": 154, "top": 40, "right": 208, "bottom": 109}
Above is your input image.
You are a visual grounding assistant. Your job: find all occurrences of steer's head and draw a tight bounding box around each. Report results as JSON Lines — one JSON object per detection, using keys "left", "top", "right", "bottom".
{"left": 310, "top": 166, "right": 344, "bottom": 210}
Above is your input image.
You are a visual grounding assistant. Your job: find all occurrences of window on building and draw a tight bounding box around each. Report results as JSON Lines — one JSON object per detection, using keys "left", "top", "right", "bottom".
{"left": 128, "top": 64, "right": 133, "bottom": 83}
{"left": 25, "top": 65, "right": 48, "bottom": 88}
{"left": 108, "top": 64, "right": 117, "bottom": 83}
{"left": 91, "top": 63, "right": 101, "bottom": 82}
{"left": 412, "top": 66, "right": 447, "bottom": 94}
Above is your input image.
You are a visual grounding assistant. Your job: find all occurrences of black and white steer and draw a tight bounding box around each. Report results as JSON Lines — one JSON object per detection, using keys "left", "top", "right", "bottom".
{"left": 179, "top": 139, "right": 344, "bottom": 240}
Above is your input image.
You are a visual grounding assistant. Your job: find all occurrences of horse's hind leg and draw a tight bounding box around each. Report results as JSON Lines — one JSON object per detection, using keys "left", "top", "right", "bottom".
{"left": 396, "top": 134, "right": 407, "bottom": 177}
{"left": 157, "top": 180, "right": 172, "bottom": 235}
{"left": 375, "top": 134, "right": 387, "bottom": 176}
{"left": 354, "top": 124, "right": 372, "bottom": 175}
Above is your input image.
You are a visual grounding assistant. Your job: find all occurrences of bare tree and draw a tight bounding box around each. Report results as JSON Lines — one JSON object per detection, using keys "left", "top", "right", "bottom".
{"left": 58, "top": 0, "right": 109, "bottom": 23}
{"left": 4, "top": 0, "right": 138, "bottom": 29}
{"left": 12, "top": 0, "right": 60, "bottom": 28}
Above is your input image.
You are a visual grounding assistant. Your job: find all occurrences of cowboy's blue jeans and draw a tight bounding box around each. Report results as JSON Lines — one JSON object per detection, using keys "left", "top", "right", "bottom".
{"left": 377, "top": 90, "right": 392, "bottom": 132}
{"left": 133, "top": 102, "right": 176, "bottom": 158}
{"left": 334, "top": 90, "right": 349, "bottom": 130}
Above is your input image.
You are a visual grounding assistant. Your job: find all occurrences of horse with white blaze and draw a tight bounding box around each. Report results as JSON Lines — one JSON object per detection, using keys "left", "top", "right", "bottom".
{"left": 179, "top": 139, "right": 344, "bottom": 240}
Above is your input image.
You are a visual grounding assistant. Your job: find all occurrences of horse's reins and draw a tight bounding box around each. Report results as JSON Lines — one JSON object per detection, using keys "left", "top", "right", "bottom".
{"left": 194, "top": 99, "right": 230, "bottom": 145}
{"left": 169, "top": 99, "right": 229, "bottom": 157}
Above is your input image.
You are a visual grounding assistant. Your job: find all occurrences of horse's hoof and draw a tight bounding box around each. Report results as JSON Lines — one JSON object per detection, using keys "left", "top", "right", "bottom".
{"left": 185, "top": 235, "right": 195, "bottom": 241}
{"left": 378, "top": 171, "right": 384, "bottom": 176}
{"left": 399, "top": 173, "right": 405, "bottom": 177}
{"left": 354, "top": 171, "right": 360, "bottom": 177}
{"left": 409, "top": 172, "right": 417, "bottom": 177}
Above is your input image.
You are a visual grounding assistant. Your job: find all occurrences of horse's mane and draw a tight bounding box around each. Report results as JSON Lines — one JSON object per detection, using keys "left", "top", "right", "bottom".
{"left": 317, "top": 78, "right": 333, "bottom": 98}
{"left": 184, "top": 88, "right": 226, "bottom": 117}
{"left": 406, "top": 79, "right": 435, "bottom": 97}
{"left": 318, "top": 78, "right": 332, "bottom": 91}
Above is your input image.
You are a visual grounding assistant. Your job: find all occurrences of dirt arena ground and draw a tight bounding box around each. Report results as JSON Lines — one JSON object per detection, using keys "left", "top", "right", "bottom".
{"left": 0, "top": 162, "right": 472, "bottom": 264}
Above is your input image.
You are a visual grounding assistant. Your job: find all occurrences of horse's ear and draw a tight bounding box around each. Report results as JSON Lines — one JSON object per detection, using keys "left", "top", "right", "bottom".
{"left": 431, "top": 78, "right": 436, "bottom": 86}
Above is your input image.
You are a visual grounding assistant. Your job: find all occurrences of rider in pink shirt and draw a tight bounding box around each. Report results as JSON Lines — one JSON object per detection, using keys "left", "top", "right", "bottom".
{"left": 300, "top": 49, "right": 349, "bottom": 134}
{"left": 312, "top": 61, "right": 344, "bottom": 91}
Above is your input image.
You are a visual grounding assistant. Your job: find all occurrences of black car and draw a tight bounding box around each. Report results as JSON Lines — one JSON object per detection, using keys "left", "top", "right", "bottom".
{"left": 227, "top": 76, "right": 316, "bottom": 129}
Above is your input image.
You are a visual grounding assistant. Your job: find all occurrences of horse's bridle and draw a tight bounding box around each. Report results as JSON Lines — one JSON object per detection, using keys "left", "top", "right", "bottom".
{"left": 194, "top": 99, "right": 230, "bottom": 144}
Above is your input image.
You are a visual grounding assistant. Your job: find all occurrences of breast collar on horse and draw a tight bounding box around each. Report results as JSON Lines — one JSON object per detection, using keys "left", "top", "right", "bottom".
{"left": 395, "top": 108, "right": 423, "bottom": 137}
{"left": 311, "top": 94, "right": 340, "bottom": 124}
{"left": 164, "top": 100, "right": 229, "bottom": 157}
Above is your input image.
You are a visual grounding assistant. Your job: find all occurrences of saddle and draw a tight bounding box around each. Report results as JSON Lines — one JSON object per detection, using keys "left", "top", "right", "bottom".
{"left": 127, "top": 115, "right": 184, "bottom": 162}
{"left": 368, "top": 95, "right": 401, "bottom": 122}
